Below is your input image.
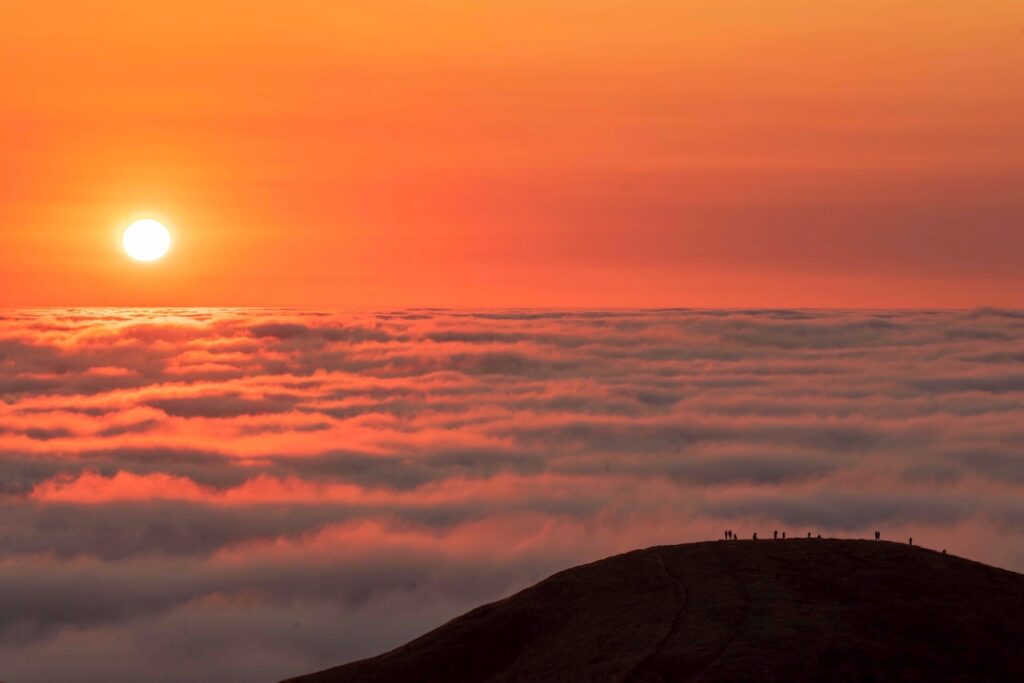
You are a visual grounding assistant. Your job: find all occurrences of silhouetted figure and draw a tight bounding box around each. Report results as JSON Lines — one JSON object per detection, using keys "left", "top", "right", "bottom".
{"left": 875, "top": 531, "right": 880, "bottom": 541}
{"left": 943, "top": 549, "right": 947, "bottom": 554}
{"left": 782, "top": 531, "right": 786, "bottom": 539}
{"left": 909, "top": 537, "right": 913, "bottom": 546}
{"left": 753, "top": 532, "right": 758, "bottom": 540}
{"left": 817, "top": 534, "right": 822, "bottom": 539}
{"left": 773, "top": 530, "right": 778, "bottom": 539}
{"left": 807, "top": 532, "right": 811, "bottom": 538}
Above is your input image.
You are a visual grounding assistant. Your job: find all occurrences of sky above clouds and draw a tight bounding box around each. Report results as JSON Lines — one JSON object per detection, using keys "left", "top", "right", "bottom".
{"left": 1, "top": 1, "right": 1023, "bottom": 306}
{"left": 2, "top": 308, "right": 1024, "bottom": 681}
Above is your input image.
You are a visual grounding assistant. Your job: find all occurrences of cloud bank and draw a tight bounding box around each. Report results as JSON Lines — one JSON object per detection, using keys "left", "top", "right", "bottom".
{"left": 1, "top": 308, "right": 1023, "bottom": 681}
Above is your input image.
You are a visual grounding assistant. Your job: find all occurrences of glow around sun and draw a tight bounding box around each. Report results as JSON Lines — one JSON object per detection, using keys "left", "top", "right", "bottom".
{"left": 123, "top": 219, "right": 172, "bottom": 262}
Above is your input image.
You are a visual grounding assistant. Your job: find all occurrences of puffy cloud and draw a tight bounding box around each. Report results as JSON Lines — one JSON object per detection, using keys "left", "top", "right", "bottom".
{"left": 1, "top": 308, "right": 1023, "bottom": 682}
{"left": 146, "top": 393, "right": 302, "bottom": 418}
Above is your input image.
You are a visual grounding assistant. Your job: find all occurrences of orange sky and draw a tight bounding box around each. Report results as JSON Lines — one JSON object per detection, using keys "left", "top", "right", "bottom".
{"left": 2, "top": 1, "right": 1022, "bottom": 307}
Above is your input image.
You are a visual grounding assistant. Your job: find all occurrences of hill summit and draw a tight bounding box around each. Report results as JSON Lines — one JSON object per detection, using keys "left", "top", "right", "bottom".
{"left": 284, "top": 539, "right": 1024, "bottom": 682}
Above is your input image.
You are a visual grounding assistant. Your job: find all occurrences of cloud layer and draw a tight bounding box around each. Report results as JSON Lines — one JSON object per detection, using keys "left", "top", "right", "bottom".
{"left": 1, "top": 308, "right": 1023, "bottom": 681}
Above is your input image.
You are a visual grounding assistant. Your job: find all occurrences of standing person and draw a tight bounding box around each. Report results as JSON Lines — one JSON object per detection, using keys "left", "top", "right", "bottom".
{"left": 773, "top": 530, "right": 778, "bottom": 539}
{"left": 753, "top": 532, "right": 758, "bottom": 540}
{"left": 909, "top": 537, "right": 913, "bottom": 545}
{"left": 875, "top": 531, "right": 880, "bottom": 541}
{"left": 782, "top": 531, "right": 786, "bottom": 539}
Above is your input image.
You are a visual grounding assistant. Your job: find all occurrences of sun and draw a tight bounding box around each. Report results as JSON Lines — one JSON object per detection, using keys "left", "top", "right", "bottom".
{"left": 123, "top": 219, "right": 172, "bottom": 262}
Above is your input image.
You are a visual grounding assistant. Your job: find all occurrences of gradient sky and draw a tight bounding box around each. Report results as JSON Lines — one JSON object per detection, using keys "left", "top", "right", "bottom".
{"left": 2, "top": 0, "right": 1023, "bottom": 306}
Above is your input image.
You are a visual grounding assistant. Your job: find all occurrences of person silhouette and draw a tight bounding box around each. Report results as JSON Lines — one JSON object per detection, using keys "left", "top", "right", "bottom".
{"left": 875, "top": 531, "right": 880, "bottom": 541}
{"left": 782, "top": 531, "right": 786, "bottom": 539}
{"left": 773, "top": 530, "right": 778, "bottom": 539}
{"left": 807, "top": 532, "right": 811, "bottom": 538}
{"left": 942, "top": 549, "right": 947, "bottom": 554}
{"left": 909, "top": 537, "right": 913, "bottom": 546}
{"left": 753, "top": 532, "right": 758, "bottom": 540}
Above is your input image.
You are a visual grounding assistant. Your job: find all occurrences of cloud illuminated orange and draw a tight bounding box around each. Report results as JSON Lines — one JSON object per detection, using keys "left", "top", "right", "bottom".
{"left": 4, "top": 308, "right": 1024, "bottom": 681}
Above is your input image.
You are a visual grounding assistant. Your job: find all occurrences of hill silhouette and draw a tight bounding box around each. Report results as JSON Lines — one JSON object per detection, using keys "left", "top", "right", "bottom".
{"left": 284, "top": 539, "right": 1024, "bottom": 683}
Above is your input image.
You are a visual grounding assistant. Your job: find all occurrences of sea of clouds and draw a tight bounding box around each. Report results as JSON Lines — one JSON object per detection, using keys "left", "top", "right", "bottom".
{"left": 1, "top": 308, "right": 1023, "bottom": 682}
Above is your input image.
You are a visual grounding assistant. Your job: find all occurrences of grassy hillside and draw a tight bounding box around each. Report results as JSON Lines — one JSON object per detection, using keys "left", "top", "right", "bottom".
{"left": 284, "top": 539, "right": 1024, "bottom": 682}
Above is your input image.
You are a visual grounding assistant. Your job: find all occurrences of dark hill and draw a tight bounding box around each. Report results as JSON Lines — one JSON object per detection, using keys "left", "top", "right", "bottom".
{"left": 284, "top": 539, "right": 1024, "bottom": 682}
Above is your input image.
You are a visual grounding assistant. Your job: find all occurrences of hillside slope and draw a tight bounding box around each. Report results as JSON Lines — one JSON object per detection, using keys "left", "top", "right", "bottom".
{"left": 284, "top": 539, "right": 1024, "bottom": 682}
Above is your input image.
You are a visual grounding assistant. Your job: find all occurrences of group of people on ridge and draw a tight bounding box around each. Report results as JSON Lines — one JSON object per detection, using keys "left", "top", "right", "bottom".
{"left": 722, "top": 529, "right": 924, "bottom": 547}
{"left": 723, "top": 529, "right": 822, "bottom": 540}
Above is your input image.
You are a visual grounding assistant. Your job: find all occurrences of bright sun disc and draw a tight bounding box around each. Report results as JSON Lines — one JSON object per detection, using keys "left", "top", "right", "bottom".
{"left": 123, "top": 220, "right": 172, "bottom": 262}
